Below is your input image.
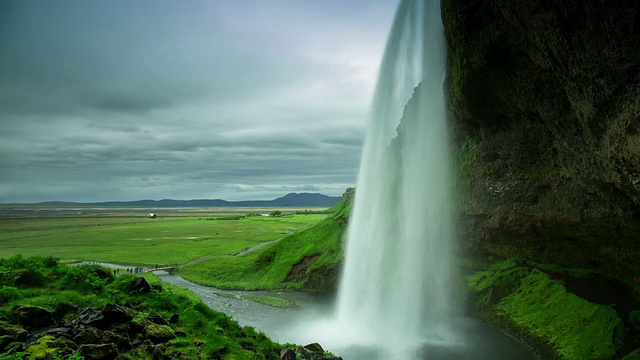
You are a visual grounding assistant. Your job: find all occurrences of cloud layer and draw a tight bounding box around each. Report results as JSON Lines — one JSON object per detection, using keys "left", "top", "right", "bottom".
{"left": 0, "top": 0, "right": 396, "bottom": 202}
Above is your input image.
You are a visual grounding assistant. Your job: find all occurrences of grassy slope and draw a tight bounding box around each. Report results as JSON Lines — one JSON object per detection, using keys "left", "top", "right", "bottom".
{"left": 0, "top": 255, "right": 287, "bottom": 359}
{"left": 0, "top": 214, "right": 325, "bottom": 266}
{"left": 467, "top": 258, "right": 635, "bottom": 359}
{"left": 175, "top": 191, "right": 353, "bottom": 292}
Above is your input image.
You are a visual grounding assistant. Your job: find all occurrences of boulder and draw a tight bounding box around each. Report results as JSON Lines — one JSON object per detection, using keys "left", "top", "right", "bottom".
{"left": 144, "top": 323, "right": 176, "bottom": 344}
{"left": 12, "top": 306, "right": 54, "bottom": 328}
{"left": 79, "top": 343, "right": 118, "bottom": 360}
{"left": 78, "top": 307, "right": 106, "bottom": 328}
{"left": 50, "top": 336, "right": 79, "bottom": 357}
{"left": 0, "top": 342, "right": 27, "bottom": 357}
{"left": 147, "top": 313, "right": 168, "bottom": 326}
{"left": 73, "top": 326, "right": 103, "bottom": 344}
{"left": 102, "top": 303, "right": 133, "bottom": 324}
{"left": 280, "top": 348, "right": 296, "bottom": 360}
{"left": 103, "top": 330, "right": 132, "bottom": 351}
{"left": 0, "top": 324, "right": 28, "bottom": 343}
{"left": 303, "top": 343, "right": 324, "bottom": 353}
{"left": 152, "top": 344, "right": 168, "bottom": 360}
{"left": 298, "top": 342, "right": 327, "bottom": 360}
{"left": 128, "top": 320, "right": 145, "bottom": 336}
{"left": 132, "top": 277, "right": 151, "bottom": 293}
{"left": 0, "top": 324, "right": 28, "bottom": 352}
{"left": 48, "top": 327, "right": 76, "bottom": 340}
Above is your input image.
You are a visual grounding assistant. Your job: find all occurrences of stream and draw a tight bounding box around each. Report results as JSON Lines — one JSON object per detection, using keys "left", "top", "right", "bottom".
{"left": 72, "top": 262, "right": 535, "bottom": 359}
{"left": 153, "top": 271, "right": 535, "bottom": 360}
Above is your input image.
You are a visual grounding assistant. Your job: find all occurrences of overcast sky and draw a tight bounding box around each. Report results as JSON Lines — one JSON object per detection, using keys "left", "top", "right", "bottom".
{"left": 0, "top": 0, "right": 397, "bottom": 203}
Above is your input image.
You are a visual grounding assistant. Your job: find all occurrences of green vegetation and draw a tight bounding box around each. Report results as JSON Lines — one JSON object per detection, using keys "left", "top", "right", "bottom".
{"left": 0, "top": 210, "right": 324, "bottom": 266}
{"left": 0, "top": 255, "right": 287, "bottom": 359}
{"left": 323, "top": 188, "right": 354, "bottom": 216}
{"left": 468, "top": 259, "right": 627, "bottom": 360}
{"left": 176, "top": 191, "right": 352, "bottom": 292}
{"left": 175, "top": 218, "right": 345, "bottom": 292}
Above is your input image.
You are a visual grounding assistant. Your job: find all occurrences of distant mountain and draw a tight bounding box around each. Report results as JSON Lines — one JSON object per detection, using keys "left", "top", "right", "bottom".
{"left": 5, "top": 193, "right": 342, "bottom": 208}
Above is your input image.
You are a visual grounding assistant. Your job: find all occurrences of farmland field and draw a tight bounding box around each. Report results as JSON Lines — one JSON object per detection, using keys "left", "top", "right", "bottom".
{"left": 0, "top": 207, "right": 327, "bottom": 266}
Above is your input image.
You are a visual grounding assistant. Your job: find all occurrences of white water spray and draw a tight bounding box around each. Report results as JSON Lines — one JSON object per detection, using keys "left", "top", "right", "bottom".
{"left": 332, "top": 0, "right": 455, "bottom": 355}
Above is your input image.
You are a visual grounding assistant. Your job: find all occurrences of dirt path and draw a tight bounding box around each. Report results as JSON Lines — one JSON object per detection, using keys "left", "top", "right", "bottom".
{"left": 179, "top": 238, "right": 282, "bottom": 268}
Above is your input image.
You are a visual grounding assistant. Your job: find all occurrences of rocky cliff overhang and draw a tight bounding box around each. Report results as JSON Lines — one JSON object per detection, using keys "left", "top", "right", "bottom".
{"left": 441, "top": 0, "right": 640, "bottom": 279}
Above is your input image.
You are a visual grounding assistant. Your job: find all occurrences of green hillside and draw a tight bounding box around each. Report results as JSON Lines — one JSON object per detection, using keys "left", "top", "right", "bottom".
{"left": 175, "top": 189, "right": 353, "bottom": 292}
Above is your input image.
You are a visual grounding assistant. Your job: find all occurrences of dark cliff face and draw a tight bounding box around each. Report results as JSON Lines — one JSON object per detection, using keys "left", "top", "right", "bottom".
{"left": 442, "top": 0, "right": 640, "bottom": 278}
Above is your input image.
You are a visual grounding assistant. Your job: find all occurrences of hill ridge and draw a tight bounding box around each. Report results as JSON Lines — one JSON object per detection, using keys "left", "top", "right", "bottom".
{"left": 2, "top": 192, "right": 341, "bottom": 208}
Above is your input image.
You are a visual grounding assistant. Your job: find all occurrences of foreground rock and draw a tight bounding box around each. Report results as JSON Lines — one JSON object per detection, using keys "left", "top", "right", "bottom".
{"left": 279, "top": 342, "right": 343, "bottom": 360}
{"left": 0, "top": 301, "right": 185, "bottom": 359}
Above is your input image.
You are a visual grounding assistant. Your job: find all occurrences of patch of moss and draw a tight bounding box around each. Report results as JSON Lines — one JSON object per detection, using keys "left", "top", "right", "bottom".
{"left": 25, "top": 335, "right": 55, "bottom": 359}
{"left": 469, "top": 260, "right": 625, "bottom": 360}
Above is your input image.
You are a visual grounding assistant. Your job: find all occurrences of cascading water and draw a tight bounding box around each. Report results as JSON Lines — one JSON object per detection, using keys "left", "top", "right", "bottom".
{"left": 332, "top": 0, "right": 455, "bottom": 356}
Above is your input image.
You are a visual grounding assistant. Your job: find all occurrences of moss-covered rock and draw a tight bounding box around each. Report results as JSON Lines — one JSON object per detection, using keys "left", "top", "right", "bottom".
{"left": 144, "top": 322, "right": 176, "bottom": 344}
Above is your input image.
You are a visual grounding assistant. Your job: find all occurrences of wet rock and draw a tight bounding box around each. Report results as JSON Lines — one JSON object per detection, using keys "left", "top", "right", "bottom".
{"left": 73, "top": 326, "right": 103, "bottom": 344}
{"left": 79, "top": 343, "right": 118, "bottom": 360}
{"left": 280, "top": 348, "right": 296, "bottom": 360}
{"left": 129, "top": 320, "right": 145, "bottom": 335}
{"left": 102, "top": 303, "right": 133, "bottom": 325}
{"left": 298, "top": 342, "right": 328, "bottom": 360}
{"left": 152, "top": 344, "right": 168, "bottom": 360}
{"left": 144, "top": 323, "right": 175, "bottom": 344}
{"left": 0, "top": 342, "right": 27, "bottom": 357}
{"left": 148, "top": 313, "right": 168, "bottom": 326}
{"left": 103, "top": 330, "right": 132, "bottom": 351}
{"left": 51, "top": 336, "right": 78, "bottom": 350}
{"left": 0, "top": 324, "right": 28, "bottom": 343}
{"left": 132, "top": 277, "right": 151, "bottom": 293}
{"left": 78, "top": 307, "right": 106, "bottom": 328}
{"left": 12, "top": 306, "right": 54, "bottom": 328}
{"left": 48, "top": 327, "right": 75, "bottom": 340}
{"left": 110, "top": 322, "right": 130, "bottom": 335}
{"left": 303, "top": 343, "right": 324, "bottom": 352}
{"left": 131, "top": 333, "right": 145, "bottom": 347}
{"left": 168, "top": 313, "right": 179, "bottom": 324}
{"left": 50, "top": 336, "right": 78, "bottom": 357}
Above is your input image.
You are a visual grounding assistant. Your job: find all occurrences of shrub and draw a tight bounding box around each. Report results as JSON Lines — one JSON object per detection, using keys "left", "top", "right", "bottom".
{"left": 58, "top": 266, "right": 111, "bottom": 293}
{"left": 0, "top": 286, "right": 22, "bottom": 304}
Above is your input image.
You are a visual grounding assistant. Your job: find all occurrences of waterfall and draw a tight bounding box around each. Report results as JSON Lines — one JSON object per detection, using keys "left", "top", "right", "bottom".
{"left": 333, "top": 0, "right": 455, "bottom": 355}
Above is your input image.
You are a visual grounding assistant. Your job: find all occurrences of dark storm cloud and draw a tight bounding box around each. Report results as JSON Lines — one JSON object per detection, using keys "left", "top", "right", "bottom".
{"left": 0, "top": 0, "right": 396, "bottom": 203}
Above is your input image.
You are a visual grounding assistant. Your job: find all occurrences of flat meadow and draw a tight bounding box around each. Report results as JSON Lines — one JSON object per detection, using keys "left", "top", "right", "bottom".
{"left": 0, "top": 207, "right": 327, "bottom": 266}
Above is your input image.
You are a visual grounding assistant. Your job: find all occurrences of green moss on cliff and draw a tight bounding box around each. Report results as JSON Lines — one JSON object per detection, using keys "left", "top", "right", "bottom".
{"left": 469, "top": 260, "right": 626, "bottom": 360}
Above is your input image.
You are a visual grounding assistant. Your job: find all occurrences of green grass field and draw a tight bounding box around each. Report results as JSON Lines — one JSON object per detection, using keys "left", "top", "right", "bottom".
{"left": 0, "top": 208, "right": 326, "bottom": 266}
{"left": 175, "top": 197, "right": 350, "bottom": 292}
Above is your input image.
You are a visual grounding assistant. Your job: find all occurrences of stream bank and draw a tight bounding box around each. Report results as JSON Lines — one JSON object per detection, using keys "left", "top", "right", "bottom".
{"left": 154, "top": 270, "right": 534, "bottom": 359}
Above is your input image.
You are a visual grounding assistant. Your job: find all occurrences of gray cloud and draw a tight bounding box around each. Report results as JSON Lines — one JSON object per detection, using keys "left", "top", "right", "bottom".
{"left": 0, "top": 0, "right": 396, "bottom": 203}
